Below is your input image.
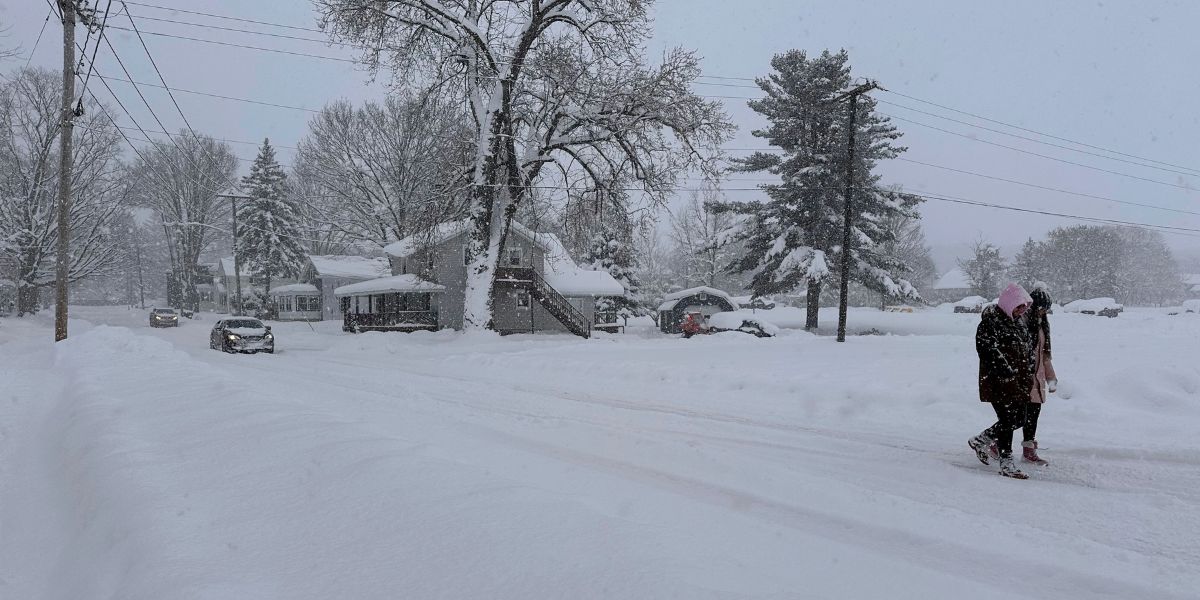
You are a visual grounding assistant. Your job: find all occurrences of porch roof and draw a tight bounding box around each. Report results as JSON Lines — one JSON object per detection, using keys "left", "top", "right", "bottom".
{"left": 334, "top": 274, "right": 446, "bottom": 297}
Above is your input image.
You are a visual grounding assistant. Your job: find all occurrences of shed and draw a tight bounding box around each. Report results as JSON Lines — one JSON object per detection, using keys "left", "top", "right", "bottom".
{"left": 657, "top": 286, "right": 737, "bottom": 334}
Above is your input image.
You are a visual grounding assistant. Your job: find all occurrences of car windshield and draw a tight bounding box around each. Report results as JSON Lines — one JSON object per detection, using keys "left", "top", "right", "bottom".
{"left": 225, "top": 319, "right": 263, "bottom": 329}
{"left": 153, "top": 309, "right": 176, "bottom": 314}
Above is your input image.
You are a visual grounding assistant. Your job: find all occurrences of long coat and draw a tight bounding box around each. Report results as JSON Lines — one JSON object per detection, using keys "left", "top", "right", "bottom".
{"left": 976, "top": 305, "right": 1034, "bottom": 403}
{"left": 1028, "top": 317, "right": 1057, "bottom": 404}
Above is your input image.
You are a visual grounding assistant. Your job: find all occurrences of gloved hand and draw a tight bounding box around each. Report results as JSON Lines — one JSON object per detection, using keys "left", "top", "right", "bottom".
{"left": 1047, "top": 378, "right": 1058, "bottom": 394}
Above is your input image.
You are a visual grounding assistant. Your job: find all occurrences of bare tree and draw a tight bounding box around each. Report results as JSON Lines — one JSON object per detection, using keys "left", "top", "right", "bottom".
{"left": 316, "top": 0, "right": 734, "bottom": 330}
{"left": 293, "top": 95, "right": 472, "bottom": 248}
{"left": 668, "top": 188, "right": 742, "bottom": 290}
{"left": 126, "top": 132, "right": 238, "bottom": 312}
{"left": 0, "top": 67, "right": 126, "bottom": 315}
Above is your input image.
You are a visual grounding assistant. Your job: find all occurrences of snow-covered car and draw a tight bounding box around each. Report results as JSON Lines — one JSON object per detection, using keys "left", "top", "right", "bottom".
{"left": 209, "top": 318, "right": 275, "bottom": 354}
{"left": 149, "top": 307, "right": 179, "bottom": 327}
{"left": 1180, "top": 299, "right": 1200, "bottom": 314}
{"left": 1062, "top": 297, "right": 1123, "bottom": 318}
{"left": 952, "top": 296, "right": 989, "bottom": 314}
{"left": 707, "top": 312, "right": 779, "bottom": 338}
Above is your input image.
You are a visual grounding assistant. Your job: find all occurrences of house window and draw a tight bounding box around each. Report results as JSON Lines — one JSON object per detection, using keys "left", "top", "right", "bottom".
{"left": 507, "top": 247, "right": 522, "bottom": 267}
{"left": 516, "top": 292, "right": 530, "bottom": 308}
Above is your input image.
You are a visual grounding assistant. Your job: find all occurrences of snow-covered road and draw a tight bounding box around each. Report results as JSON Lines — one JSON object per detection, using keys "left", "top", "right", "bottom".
{"left": 2, "top": 306, "right": 1198, "bottom": 599}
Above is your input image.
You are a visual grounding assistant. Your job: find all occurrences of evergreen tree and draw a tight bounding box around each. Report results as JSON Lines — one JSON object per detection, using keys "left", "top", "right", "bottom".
{"left": 958, "top": 239, "right": 1007, "bottom": 298}
{"left": 712, "top": 49, "right": 920, "bottom": 329}
{"left": 1039, "top": 226, "right": 1122, "bottom": 302}
{"left": 584, "top": 225, "right": 643, "bottom": 322}
{"left": 238, "top": 139, "right": 306, "bottom": 314}
{"left": 1009, "top": 238, "right": 1046, "bottom": 289}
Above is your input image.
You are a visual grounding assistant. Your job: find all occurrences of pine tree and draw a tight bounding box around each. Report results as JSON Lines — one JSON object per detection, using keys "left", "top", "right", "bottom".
{"left": 712, "top": 49, "right": 921, "bottom": 329}
{"left": 584, "top": 225, "right": 642, "bottom": 322}
{"left": 238, "top": 139, "right": 306, "bottom": 315}
{"left": 958, "top": 239, "right": 1007, "bottom": 298}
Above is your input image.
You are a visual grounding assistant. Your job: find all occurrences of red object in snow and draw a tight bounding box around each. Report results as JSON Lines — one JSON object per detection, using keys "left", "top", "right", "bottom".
{"left": 681, "top": 312, "right": 709, "bottom": 338}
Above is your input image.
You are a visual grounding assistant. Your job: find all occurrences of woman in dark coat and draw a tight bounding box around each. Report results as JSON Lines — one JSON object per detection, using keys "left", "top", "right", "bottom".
{"left": 968, "top": 283, "right": 1036, "bottom": 479}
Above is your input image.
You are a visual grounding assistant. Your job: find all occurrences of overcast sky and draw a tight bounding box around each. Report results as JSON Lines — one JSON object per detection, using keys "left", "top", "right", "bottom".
{"left": 4, "top": 0, "right": 1200, "bottom": 270}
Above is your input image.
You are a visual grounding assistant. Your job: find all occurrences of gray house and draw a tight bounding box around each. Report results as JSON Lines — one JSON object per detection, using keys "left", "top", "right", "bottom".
{"left": 337, "top": 220, "right": 623, "bottom": 337}
{"left": 294, "top": 255, "right": 391, "bottom": 321}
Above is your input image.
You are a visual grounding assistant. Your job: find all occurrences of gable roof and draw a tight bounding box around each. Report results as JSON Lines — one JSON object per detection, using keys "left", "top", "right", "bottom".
{"left": 218, "top": 257, "right": 253, "bottom": 278}
{"left": 307, "top": 255, "right": 391, "bottom": 280}
{"left": 933, "top": 268, "right": 970, "bottom": 290}
{"left": 384, "top": 221, "right": 623, "bottom": 297}
{"left": 384, "top": 220, "right": 552, "bottom": 259}
{"left": 334, "top": 274, "right": 446, "bottom": 297}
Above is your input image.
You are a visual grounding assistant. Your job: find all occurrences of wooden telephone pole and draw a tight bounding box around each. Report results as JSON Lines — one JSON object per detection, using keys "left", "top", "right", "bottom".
{"left": 53, "top": 1, "right": 77, "bottom": 342}
{"left": 832, "top": 80, "right": 880, "bottom": 343}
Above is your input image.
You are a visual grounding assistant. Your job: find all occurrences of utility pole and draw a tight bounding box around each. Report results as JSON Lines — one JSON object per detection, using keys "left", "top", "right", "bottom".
{"left": 53, "top": 1, "right": 77, "bottom": 342}
{"left": 218, "top": 189, "right": 250, "bottom": 316}
{"left": 832, "top": 79, "right": 879, "bottom": 343}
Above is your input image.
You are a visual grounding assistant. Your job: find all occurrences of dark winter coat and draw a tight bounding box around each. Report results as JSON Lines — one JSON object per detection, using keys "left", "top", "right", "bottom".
{"left": 976, "top": 304, "right": 1035, "bottom": 403}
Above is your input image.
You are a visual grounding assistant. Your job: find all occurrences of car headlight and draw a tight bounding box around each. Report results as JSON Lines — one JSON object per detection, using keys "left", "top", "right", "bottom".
{"left": 226, "top": 334, "right": 240, "bottom": 340}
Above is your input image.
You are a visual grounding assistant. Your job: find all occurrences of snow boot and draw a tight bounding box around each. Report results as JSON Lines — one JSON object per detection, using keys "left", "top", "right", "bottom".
{"left": 987, "top": 441, "right": 1000, "bottom": 462}
{"left": 968, "top": 433, "right": 994, "bottom": 465}
{"left": 998, "top": 456, "right": 1029, "bottom": 479}
{"left": 1022, "top": 440, "right": 1048, "bottom": 466}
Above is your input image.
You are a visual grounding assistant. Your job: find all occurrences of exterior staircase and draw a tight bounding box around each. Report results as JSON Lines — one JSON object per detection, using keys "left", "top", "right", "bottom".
{"left": 495, "top": 267, "right": 591, "bottom": 338}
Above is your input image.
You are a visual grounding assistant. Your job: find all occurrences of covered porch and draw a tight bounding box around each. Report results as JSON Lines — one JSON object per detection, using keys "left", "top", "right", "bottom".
{"left": 270, "top": 283, "right": 323, "bottom": 321}
{"left": 334, "top": 274, "right": 446, "bottom": 333}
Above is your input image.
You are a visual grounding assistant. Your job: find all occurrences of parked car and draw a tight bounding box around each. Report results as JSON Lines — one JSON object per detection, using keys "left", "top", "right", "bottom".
{"left": 149, "top": 307, "right": 179, "bottom": 327}
{"left": 209, "top": 317, "right": 275, "bottom": 354}
{"left": 707, "top": 312, "right": 779, "bottom": 338}
{"left": 1179, "top": 299, "right": 1200, "bottom": 314}
{"left": 1062, "top": 297, "right": 1123, "bottom": 318}
{"left": 952, "top": 296, "right": 989, "bottom": 314}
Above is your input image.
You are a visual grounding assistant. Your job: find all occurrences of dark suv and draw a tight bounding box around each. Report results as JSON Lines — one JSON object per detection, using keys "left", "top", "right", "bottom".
{"left": 209, "top": 317, "right": 275, "bottom": 354}
{"left": 149, "top": 307, "right": 179, "bottom": 327}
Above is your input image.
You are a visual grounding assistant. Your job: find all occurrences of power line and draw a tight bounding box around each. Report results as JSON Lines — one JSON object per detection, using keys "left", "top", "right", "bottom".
{"left": 123, "top": 1, "right": 323, "bottom": 33}
{"left": 893, "top": 156, "right": 1200, "bottom": 218}
{"left": 881, "top": 112, "right": 1200, "bottom": 193}
{"left": 76, "top": 0, "right": 114, "bottom": 104}
{"left": 120, "top": 1, "right": 199, "bottom": 140}
{"left": 877, "top": 98, "right": 1200, "bottom": 178}
{"left": 901, "top": 189, "right": 1200, "bottom": 239}
{"left": 24, "top": 9, "right": 53, "bottom": 67}
{"left": 880, "top": 88, "right": 1200, "bottom": 175}
{"left": 719, "top": 146, "right": 1200, "bottom": 219}
{"left": 126, "top": 12, "right": 365, "bottom": 49}
{"left": 96, "top": 74, "right": 319, "bottom": 112}
{"left": 102, "top": 24, "right": 358, "bottom": 64}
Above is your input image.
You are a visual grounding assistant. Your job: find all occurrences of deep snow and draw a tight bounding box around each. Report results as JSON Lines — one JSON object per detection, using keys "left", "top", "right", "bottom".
{"left": 1, "top": 305, "right": 1198, "bottom": 599}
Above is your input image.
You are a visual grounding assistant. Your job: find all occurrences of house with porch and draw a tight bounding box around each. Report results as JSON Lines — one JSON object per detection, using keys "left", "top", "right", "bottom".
{"left": 292, "top": 255, "right": 392, "bottom": 321}
{"left": 335, "top": 220, "right": 624, "bottom": 337}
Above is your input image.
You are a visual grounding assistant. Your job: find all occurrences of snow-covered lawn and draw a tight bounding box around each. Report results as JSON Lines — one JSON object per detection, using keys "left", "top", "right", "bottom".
{"left": 2, "top": 306, "right": 1198, "bottom": 599}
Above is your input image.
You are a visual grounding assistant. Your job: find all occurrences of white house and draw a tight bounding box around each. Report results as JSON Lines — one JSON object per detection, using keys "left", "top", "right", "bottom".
{"left": 930, "top": 268, "right": 972, "bottom": 303}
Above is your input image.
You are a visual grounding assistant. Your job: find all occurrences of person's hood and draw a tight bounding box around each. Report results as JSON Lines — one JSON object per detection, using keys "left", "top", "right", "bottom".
{"left": 997, "top": 283, "right": 1033, "bottom": 318}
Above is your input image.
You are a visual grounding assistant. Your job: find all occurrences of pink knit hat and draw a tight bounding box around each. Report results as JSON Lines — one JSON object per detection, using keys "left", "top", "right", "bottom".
{"left": 997, "top": 283, "right": 1033, "bottom": 318}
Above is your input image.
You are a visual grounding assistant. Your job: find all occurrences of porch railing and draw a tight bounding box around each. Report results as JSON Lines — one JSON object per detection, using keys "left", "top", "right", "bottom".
{"left": 344, "top": 310, "right": 437, "bottom": 332}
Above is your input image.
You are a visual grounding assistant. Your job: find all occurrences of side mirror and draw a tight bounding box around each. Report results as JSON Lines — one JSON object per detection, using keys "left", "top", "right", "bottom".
{"left": 265, "top": 325, "right": 272, "bottom": 331}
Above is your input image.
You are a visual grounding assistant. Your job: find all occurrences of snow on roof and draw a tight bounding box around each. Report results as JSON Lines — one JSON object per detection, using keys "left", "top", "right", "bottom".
{"left": 308, "top": 255, "right": 391, "bottom": 280}
{"left": 657, "top": 299, "right": 680, "bottom": 312}
{"left": 270, "top": 283, "right": 319, "bottom": 295}
{"left": 1062, "top": 297, "right": 1123, "bottom": 313}
{"left": 1184, "top": 273, "right": 1200, "bottom": 286}
{"left": 385, "top": 222, "right": 622, "bottom": 296}
{"left": 218, "top": 257, "right": 253, "bottom": 278}
{"left": 662, "top": 286, "right": 735, "bottom": 303}
{"left": 334, "top": 274, "right": 446, "bottom": 297}
{"left": 536, "top": 232, "right": 623, "bottom": 297}
{"left": 953, "top": 295, "right": 989, "bottom": 308}
{"left": 933, "top": 268, "right": 970, "bottom": 290}
{"left": 384, "top": 220, "right": 551, "bottom": 259}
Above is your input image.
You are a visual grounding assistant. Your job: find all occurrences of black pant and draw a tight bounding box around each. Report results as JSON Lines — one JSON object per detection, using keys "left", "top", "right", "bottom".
{"left": 984, "top": 399, "right": 1025, "bottom": 458}
{"left": 1024, "top": 402, "right": 1041, "bottom": 442}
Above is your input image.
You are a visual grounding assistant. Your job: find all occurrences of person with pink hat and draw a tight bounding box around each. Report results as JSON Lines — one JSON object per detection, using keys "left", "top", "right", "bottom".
{"left": 968, "top": 282, "right": 1036, "bottom": 479}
